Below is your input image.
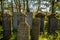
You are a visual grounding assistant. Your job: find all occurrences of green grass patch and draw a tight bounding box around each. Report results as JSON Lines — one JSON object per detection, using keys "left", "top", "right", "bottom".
{"left": 0, "top": 25, "right": 3, "bottom": 39}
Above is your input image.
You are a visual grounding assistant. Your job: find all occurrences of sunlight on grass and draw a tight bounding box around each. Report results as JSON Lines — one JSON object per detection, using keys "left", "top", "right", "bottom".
{"left": 9, "top": 34, "right": 15, "bottom": 40}
{"left": 38, "top": 30, "right": 60, "bottom": 40}
{"left": 9, "top": 32, "right": 17, "bottom": 40}
{"left": 39, "top": 35, "right": 48, "bottom": 40}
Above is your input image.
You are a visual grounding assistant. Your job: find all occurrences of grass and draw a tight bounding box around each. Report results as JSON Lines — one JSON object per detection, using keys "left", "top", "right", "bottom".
{"left": 9, "top": 29, "right": 17, "bottom": 40}
{"left": 38, "top": 30, "right": 60, "bottom": 40}
{"left": 0, "top": 25, "right": 3, "bottom": 32}
{"left": 0, "top": 25, "right": 3, "bottom": 39}
{"left": 0, "top": 25, "right": 60, "bottom": 40}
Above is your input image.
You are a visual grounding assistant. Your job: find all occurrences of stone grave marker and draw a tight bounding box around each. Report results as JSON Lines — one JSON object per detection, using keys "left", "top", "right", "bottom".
{"left": 31, "top": 18, "right": 40, "bottom": 40}
{"left": 35, "top": 13, "right": 45, "bottom": 34}
{"left": 17, "top": 14, "right": 30, "bottom": 40}
{"left": 26, "top": 12, "right": 33, "bottom": 27}
{"left": 48, "top": 14, "right": 58, "bottom": 34}
{"left": 2, "top": 13, "right": 12, "bottom": 40}
{"left": 58, "top": 21, "right": 60, "bottom": 30}
{"left": 13, "top": 12, "right": 18, "bottom": 29}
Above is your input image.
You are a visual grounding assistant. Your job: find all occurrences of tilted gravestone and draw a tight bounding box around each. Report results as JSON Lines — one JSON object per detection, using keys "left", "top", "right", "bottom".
{"left": 31, "top": 18, "right": 40, "bottom": 40}
{"left": 35, "top": 13, "right": 45, "bottom": 34}
{"left": 48, "top": 14, "right": 58, "bottom": 34}
{"left": 26, "top": 12, "right": 33, "bottom": 27}
{"left": 2, "top": 13, "right": 12, "bottom": 40}
{"left": 17, "top": 14, "right": 30, "bottom": 40}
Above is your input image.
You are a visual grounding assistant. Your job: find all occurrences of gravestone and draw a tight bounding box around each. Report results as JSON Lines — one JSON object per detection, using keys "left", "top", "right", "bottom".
{"left": 17, "top": 14, "right": 30, "bottom": 40}
{"left": 0, "top": 13, "right": 2, "bottom": 25}
{"left": 58, "top": 21, "right": 60, "bottom": 30}
{"left": 35, "top": 13, "right": 45, "bottom": 34}
{"left": 57, "top": 0, "right": 60, "bottom": 2}
{"left": 31, "top": 18, "right": 40, "bottom": 40}
{"left": 13, "top": 12, "right": 18, "bottom": 29}
{"left": 48, "top": 14, "right": 58, "bottom": 34}
{"left": 2, "top": 13, "right": 12, "bottom": 40}
{"left": 26, "top": 12, "right": 33, "bottom": 27}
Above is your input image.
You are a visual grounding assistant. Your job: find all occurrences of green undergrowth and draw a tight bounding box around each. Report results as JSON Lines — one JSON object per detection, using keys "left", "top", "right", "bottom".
{"left": 0, "top": 25, "right": 3, "bottom": 39}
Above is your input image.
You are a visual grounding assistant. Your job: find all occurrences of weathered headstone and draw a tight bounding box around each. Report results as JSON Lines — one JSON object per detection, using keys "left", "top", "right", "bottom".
{"left": 26, "top": 12, "right": 33, "bottom": 27}
{"left": 31, "top": 18, "right": 40, "bottom": 40}
{"left": 2, "top": 13, "right": 12, "bottom": 40}
{"left": 17, "top": 14, "right": 30, "bottom": 40}
{"left": 57, "top": 20, "right": 60, "bottom": 30}
{"left": 48, "top": 14, "right": 58, "bottom": 34}
{"left": 13, "top": 12, "right": 18, "bottom": 29}
{"left": 0, "top": 13, "right": 2, "bottom": 25}
{"left": 35, "top": 13, "right": 45, "bottom": 34}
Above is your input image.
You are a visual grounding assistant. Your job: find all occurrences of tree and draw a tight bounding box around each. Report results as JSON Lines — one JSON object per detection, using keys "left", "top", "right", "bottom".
{"left": 25, "top": 0, "right": 30, "bottom": 13}
{"left": 37, "top": 0, "right": 40, "bottom": 13}
{"left": 1, "top": 0, "right": 4, "bottom": 16}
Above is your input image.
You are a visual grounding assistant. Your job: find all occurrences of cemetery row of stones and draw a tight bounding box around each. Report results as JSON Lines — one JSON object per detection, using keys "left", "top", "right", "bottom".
{"left": 0, "top": 12, "right": 60, "bottom": 40}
